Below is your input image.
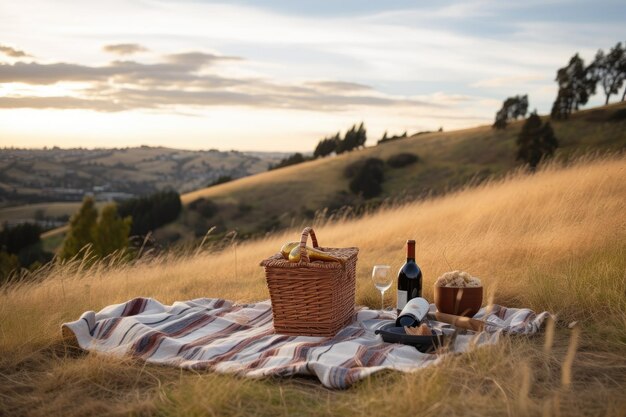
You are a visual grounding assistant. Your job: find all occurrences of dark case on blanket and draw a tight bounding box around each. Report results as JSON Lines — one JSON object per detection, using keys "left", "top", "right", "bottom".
{"left": 375, "top": 324, "right": 446, "bottom": 353}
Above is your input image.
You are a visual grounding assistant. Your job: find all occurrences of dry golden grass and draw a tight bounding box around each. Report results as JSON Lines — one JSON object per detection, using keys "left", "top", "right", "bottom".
{"left": 1, "top": 156, "right": 625, "bottom": 416}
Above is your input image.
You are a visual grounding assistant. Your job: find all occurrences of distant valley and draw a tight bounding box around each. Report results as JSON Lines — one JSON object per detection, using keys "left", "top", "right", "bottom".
{"left": 0, "top": 146, "right": 287, "bottom": 226}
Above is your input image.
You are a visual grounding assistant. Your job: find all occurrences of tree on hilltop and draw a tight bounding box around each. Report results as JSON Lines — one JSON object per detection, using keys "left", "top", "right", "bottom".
{"left": 590, "top": 42, "right": 626, "bottom": 105}
{"left": 313, "top": 133, "right": 340, "bottom": 158}
{"left": 313, "top": 123, "right": 366, "bottom": 157}
{"left": 551, "top": 54, "right": 596, "bottom": 119}
{"left": 493, "top": 95, "right": 528, "bottom": 129}
{"left": 356, "top": 122, "right": 367, "bottom": 148}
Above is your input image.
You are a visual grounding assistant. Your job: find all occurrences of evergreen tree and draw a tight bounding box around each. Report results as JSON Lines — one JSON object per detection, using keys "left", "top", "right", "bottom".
{"left": 356, "top": 122, "right": 367, "bottom": 148}
{"left": 118, "top": 190, "right": 181, "bottom": 236}
{"left": 341, "top": 125, "right": 357, "bottom": 153}
{"left": 551, "top": 54, "right": 596, "bottom": 119}
{"left": 315, "top": 123, "right": 366, "bottom": 156}
{"left": 516, "top": 113, "right": 559, "bottom": 170}
{"left": 93, "top": 204, "right": 131, "bottom": 258}
{"left": 313, "top": 134, "right": 339, "bottom": 158}
{"left": 60, "top": 196, "right": 98, "bottom": 259}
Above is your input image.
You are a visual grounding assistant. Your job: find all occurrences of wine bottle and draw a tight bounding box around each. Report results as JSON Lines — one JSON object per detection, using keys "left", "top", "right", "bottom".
{"left": 396, "top": 239, "right": 423, "bottom": 313}
{"left": 396, "top": 297, "right": 429, "bottom": 327}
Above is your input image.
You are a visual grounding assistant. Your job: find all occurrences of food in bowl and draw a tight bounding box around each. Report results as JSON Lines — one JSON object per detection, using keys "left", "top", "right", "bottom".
{"left": 435, "top": 270, "right": 481, "bottom": 288}
{"left": 434, "top": 270, "right": 483, "bottom": 317}
{"left": 404, "top": 323, "right": 431, "bottom": 336}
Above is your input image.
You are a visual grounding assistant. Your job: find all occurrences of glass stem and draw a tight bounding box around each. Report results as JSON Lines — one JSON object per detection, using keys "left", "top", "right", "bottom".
{"left": 380, "top": 290, "right": 385, "bottom": 310}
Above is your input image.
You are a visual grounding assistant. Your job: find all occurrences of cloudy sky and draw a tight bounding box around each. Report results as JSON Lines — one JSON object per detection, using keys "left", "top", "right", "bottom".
{"left": 0, "top": 0, "right": 624, "bottom": 151}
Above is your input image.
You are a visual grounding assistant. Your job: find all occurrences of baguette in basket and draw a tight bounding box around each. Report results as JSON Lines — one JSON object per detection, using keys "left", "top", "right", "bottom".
{"left": 280, "top": 241, "right": 344, "bottom": 263}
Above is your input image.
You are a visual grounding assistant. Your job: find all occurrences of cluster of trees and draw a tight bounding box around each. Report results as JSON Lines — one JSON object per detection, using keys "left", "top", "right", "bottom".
{"left": 267, "top": 123, "right": 367, "bottom": 172}
{"left": 60, "top": 197, "right": 131, "bottom": 260}
{"left": 117, "top": 190, "right": 182, "bottom": 236}
{"left": 58, "top": 191, "right": 183, "bottom": 262}
{"left": 494, "top": 97, "right": 559, "bottom": 168}
{"left": 492, "top": 42, "right": 624, "bottom": 169}
{"left": 268, "top": 153, "right": 311, "bottom": 170}
{"left": 377, "top": 131, "right": 407, "bottom": 145}
{"left": 552, "top": 42, "right": 625, "bottom": 119}
{"left": 313, "top": 123, "right": 367, "bottom": 158}
{"left": 0, "top": 222, "right": 52, "bottom": 282}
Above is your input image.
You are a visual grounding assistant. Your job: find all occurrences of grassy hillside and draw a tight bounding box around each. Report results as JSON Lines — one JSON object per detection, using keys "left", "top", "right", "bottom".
{"left": 165, "top": 103, "right": 626, "bottom": 242}
{"left": 1, "top": 156, "right": 624, "bottom": 416}
{"left": 0, "top": 202, "right": 105, "bottom": 223}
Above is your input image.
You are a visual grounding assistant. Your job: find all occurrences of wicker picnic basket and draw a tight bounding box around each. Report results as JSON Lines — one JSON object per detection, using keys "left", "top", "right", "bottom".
{"left": 259, "top": 227, "right": 358, "bottom": 337}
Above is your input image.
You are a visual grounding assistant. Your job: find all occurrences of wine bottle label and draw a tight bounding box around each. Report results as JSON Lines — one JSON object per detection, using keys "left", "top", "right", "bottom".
{"left": 401, "top": 298, "right": 429, "bottom": 318}
{"left": 397, "top": 290, "right": 407, "bottom": 310}
{"left": 396, "top": 297, "right": 429, "bottom": 327}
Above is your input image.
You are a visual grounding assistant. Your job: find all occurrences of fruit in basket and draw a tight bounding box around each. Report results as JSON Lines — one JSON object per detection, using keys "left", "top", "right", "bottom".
{"left": 280, "top": 241, "right": 300, "bottom": 259}
{"left": 288, "top": 245, "right": 344, "bottom": 264}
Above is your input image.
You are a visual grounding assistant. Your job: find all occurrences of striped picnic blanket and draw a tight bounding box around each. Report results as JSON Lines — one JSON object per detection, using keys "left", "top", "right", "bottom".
{"left": 62, "top": 298, "right": 549, "bottom": 389}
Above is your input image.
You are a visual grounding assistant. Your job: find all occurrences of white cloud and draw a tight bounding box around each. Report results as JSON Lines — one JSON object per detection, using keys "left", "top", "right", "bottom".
{"left": 0, "top": 0, "right": 621, "bottom": 150}
{"left": 470, "top": 74, "right": 547, "bottom": 88}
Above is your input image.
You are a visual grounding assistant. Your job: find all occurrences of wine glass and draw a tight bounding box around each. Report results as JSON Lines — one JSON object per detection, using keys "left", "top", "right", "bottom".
{"left": 371, "top": 265, "right": 393, "bottom": 310}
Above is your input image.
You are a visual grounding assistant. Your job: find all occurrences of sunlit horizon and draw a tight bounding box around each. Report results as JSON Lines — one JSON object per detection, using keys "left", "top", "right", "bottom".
{"left": 1, "top": 0, "right": 623, "bottom": 152}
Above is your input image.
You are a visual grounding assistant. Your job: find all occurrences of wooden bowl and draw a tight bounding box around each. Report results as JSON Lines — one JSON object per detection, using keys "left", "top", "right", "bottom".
{"left": 434, "top": 286, "right": 483, "bottom": 317}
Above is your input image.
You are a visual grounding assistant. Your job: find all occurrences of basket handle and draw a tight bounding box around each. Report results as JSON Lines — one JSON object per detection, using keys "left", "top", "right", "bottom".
{"left": 299, "top": 227, "right": 319, "bottom": 263}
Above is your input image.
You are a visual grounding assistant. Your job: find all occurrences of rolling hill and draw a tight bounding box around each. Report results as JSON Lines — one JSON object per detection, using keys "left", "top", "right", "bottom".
{"left": 13, "top": 102, "right": 626, "bottom": 249}
{"left": 1, "top": 156, "right": 624, "bottom": 416}
{"left": 0, "top": 146, "right": 288, "bottom": 226}
{"left": 162, "top": 102, "right": 626, "bottom": 243}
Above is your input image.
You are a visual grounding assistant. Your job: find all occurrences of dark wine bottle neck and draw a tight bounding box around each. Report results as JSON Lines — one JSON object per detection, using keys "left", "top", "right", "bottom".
{"left": 406, "top": 240, "right": 415, "bottom": 260}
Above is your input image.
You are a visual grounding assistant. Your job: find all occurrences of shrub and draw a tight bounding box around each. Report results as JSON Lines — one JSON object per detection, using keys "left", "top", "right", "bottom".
{"left": 387, "top": 153, "right": 419, "bottom": 168}
{"left": 344, "top": 160, "right": 365, "bottom": 179}
{"left": 209, "top": 175, "right": 233, "bottom": 187}
{"left": 189, "top": 198, "right": 218, "bottom": 218}
{"left": 348, "top": 158, "right": 385, "bottom": 199}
